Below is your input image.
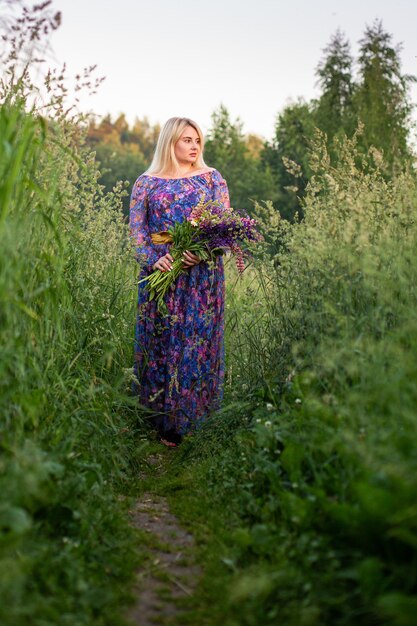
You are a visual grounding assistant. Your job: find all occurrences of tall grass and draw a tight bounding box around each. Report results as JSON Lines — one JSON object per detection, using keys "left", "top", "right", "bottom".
{"left": 186, "top": 127, "right": 417, "bottom": 625}
{"left": 0, "top": 5, "right": 144, "bottom": 624}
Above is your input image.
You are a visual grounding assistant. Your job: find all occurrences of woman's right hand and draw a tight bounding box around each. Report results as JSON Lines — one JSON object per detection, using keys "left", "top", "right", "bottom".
{"left": 153, "top": 253, "right": 174, "bottom": 272}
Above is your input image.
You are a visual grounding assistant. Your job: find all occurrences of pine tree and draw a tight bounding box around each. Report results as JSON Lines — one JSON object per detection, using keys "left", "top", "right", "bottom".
{"left": 354, "top": 19, "right": 416, "bottom": 172}
{"left": 314, "top": 29, "right": 355, "bottom": 143}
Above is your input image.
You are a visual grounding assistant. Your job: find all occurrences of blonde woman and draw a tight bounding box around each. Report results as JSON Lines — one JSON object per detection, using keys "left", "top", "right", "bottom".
{"left": 129, "top": 117, "right": 230, "bottom": 447}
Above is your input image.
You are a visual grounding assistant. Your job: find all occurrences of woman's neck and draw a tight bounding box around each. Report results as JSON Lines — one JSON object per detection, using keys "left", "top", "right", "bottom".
{"left": 165, "top": 163, "right": 196, "bottom": 177}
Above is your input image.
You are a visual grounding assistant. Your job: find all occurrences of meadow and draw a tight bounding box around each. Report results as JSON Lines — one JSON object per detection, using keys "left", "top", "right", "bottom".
{"left": 1, "top": 7, "right": 417, "bottom": 626}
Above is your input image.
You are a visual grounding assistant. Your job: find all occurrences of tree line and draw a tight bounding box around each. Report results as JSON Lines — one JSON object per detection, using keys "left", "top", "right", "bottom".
{"left": 87, "top": 20, "right": 416, "bottom": 220}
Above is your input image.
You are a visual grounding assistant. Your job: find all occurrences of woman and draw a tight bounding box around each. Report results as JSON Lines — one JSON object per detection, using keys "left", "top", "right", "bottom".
{"left": 129, "top": 117, "right": 230, "bottom": 447}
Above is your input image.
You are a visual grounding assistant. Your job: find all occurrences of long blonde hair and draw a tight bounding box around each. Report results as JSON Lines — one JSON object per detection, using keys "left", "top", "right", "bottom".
{"left": 144, "top": 117, "right": 207, "bottom": 177}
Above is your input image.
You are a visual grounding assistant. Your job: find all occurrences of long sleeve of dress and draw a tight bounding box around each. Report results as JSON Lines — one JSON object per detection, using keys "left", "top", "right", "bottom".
{"left": 211, "top": 170, "right": 231, "bottom": 208}
{"left": 129, "top": 176, "right": 161, "bottom": 272}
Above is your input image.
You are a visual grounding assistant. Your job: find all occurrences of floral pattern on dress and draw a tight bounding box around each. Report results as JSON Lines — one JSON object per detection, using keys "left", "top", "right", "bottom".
{"left": 129, "top": 168, "right": 230, "bottom": 437}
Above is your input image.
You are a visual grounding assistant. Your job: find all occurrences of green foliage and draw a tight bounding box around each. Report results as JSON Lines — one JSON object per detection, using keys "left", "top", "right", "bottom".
{"left": 261, "top": 99, "right": 316, "bottom": 221}
{"left": 353, "top": 19, "right": 416, "bottom": 173}
{"left": 86, "top": 114, "right": 158, "bottom": 216}
{"left": 0, "top": 4, "right": 144, "bottom": 624}
{"left": 314, "top": 28, "right": 356, "bottom": 147}
{"left": 196, "top": 104, "right": 278, "bottom": 211}
{"left": 265, "top": 20, "right": 416, "bottom": 221}
{"left": 92, "top": 142, "right": 146, "bottom": 218}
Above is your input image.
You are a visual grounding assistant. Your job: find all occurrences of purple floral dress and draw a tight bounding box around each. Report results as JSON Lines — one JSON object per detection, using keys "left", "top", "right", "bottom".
{"left": 129, "top": 168, "right": 230, "bottom": 439}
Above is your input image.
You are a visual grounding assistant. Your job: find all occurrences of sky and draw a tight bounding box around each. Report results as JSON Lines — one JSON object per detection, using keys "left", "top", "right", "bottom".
{"left": 46, "top": 0, "right": 417, "bottom": 141}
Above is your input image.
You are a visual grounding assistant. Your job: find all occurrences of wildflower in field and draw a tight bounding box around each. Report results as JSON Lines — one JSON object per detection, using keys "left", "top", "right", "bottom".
{"left": 140, "top": 195, "right": 263, "bottom": 314}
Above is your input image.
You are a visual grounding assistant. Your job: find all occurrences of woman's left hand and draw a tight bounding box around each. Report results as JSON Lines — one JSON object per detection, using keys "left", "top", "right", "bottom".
{"left": 182, "top": 250, "right": 201, "bottom": 268}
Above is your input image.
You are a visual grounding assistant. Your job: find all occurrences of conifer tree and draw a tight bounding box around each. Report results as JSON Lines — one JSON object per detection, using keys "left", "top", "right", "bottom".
{"left": 354, "top": 19, "right": 416, "bottom": 172}
{"left": 314, "top": 29, "right": 355, "bottom": 143}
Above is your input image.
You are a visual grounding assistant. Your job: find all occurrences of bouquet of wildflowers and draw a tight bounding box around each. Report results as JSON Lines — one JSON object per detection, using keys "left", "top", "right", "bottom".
{"left": 140, "top": 195, "right": 262, "bottom": 314}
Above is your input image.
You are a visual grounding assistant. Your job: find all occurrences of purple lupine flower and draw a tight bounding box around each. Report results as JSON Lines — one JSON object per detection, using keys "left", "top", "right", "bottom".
{"left": 142, "top": 199, "right": 263, "bottom": 314}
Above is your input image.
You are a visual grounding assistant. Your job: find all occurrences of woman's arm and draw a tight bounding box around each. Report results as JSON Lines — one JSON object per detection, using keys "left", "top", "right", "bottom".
{"left": 129, "top": 176, "right": 166, "bottom": 272}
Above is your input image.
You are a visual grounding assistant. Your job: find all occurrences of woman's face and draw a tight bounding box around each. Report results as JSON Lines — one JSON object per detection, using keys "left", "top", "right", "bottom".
{"left": 174, "top": 125, "right": 201, "bottom": 166}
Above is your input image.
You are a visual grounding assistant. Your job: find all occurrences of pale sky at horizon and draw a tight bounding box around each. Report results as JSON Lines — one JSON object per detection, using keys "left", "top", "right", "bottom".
{"left": 46, "top": 0, "right": 417, "bottom": 141}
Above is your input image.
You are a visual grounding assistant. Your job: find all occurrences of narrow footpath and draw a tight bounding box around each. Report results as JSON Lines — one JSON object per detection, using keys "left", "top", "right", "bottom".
{"left": 124, "top": 451, "right": 203, "bottom": 626}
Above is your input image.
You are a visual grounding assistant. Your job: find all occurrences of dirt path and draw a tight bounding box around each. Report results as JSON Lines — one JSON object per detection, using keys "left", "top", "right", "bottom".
{"left": 124, "top": 453, "right": 202, "bottom": 625}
